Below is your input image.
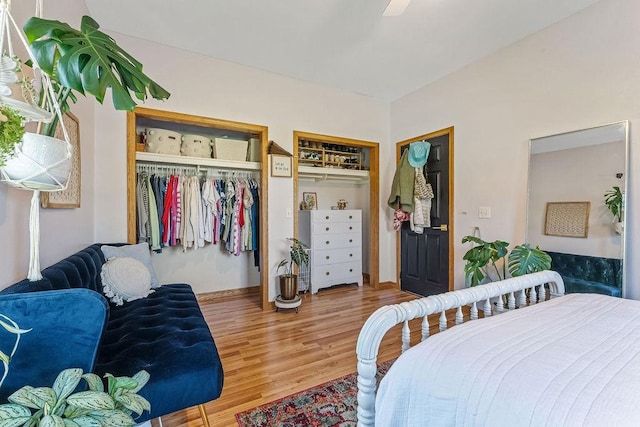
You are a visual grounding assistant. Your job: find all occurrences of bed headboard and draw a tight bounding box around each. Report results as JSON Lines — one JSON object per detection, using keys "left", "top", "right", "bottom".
{"left": 355, "top": 270, "right": 565, "bottom": 427}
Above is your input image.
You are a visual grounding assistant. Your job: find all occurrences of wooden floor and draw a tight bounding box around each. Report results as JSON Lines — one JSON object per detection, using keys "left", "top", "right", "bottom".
{"left": 158, "top": 283, "right": 438, "bottom": 427}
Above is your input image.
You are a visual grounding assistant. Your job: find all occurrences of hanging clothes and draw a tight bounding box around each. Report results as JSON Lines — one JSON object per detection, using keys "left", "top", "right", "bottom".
{"left": 411, "top": 167, "right": 433, "bottom": 234}
{"left": 387, "top": 149, "right": 415, "bottom": 213}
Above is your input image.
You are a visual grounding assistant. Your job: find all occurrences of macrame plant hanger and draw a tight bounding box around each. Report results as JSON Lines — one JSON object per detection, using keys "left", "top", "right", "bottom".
{"left": 0, "top": 0, "right": 73, "bottom": 280}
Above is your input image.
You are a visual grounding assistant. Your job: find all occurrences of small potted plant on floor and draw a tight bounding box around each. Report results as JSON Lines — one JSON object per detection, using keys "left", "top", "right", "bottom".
{"left": 277, "top": 238, "right": 309, "bottom": 300}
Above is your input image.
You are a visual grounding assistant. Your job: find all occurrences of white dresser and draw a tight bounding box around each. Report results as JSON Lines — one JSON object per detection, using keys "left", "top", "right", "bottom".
{"left": 298, "top": 209, "right": 363, "bottom": 294}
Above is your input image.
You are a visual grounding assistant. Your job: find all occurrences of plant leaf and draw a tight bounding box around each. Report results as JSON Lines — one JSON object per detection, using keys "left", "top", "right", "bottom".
{"left": 129, "top": 371, "right": 149, "bottom": 394}
{"left": 66, "top": 392, "right": 115, "bottom": 411}
{"left": 80, "top": 374, "right": 103, "bottom": 393}
{"left": 86, "top": 409, "right": 135, "bottom": 426}
{"left": 23, "top": 16, "right": 170, "bottom": 111}
{"left": 0, "top": 404, "right": 32, "bottom": 425}
{"left": 53, "top": 369, "right": 82, "bottom": 401}
{"left": 8, "top": 386, "right": 47, "bottom": 410}
{"left": 508, "top": 244, "right": 552, "bottom": 277}
{"left": 64, "top": 416, "right": 100, "bottom": 427}
{"left": 40, "top": 415, "right": 65, "bottom": 427}
{"left": 114, "top": 394, "right": 150, "bottom": 416}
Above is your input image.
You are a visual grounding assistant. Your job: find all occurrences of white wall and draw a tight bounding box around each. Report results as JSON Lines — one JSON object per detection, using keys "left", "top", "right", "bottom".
{"left": 0, "top": 1, "right": 95, "bottom": 288}
{"left": 92, "top": 36, "right": 390, "bottom": 297}
{"left": 528, "top": 141, "right": 625, "bottom": 258}
{"left": 389, "top": 0, "right": 640, "bottom": 298}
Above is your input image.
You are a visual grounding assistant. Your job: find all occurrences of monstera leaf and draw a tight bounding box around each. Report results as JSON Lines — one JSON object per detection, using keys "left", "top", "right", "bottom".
{"left": 23, "top": 16, "right": 170, "bottom": 112}
{"left": 507, "top": 244, "right": 551, "bottom": 277}
{"left": 462, "top": 236, "right": 509, "bottom": 286}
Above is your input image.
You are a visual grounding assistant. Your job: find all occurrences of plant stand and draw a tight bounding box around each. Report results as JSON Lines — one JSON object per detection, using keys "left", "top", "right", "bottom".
{"left": 275, "top": 295, "right": 301, "bottom": 313}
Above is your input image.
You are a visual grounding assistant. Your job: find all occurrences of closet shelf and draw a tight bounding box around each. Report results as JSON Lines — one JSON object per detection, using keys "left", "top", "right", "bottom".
{"left": 298, "top": 165, "right": 369, "bottom": 183}
{"left": 136, "top": 152, "right": 261, "bottom": 170}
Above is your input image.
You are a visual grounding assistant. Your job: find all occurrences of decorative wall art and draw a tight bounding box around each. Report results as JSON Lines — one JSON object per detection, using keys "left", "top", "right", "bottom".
{"left": 41, "top": 112, "right": 80, "bottom": 208}
{"left": 271, "top": 154, "right": 292, "bottom": 177}
{"left": 303, "top": 192, "right": 317, "bottom": 210}
{"left": 544, "top": 201, "right": 590, "bottom": 238}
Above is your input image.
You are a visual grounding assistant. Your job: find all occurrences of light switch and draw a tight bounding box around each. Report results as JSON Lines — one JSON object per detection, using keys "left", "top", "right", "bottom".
{"left": 286, "top": 208, "right": 292, "bottom": 218}
{"left": 478, "top": 207, "right": 491, "bottom": 219}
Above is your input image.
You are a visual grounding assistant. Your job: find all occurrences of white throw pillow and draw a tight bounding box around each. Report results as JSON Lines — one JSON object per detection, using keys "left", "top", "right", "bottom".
{"left": 101, "top": 257, "right": 154, "bottom": 306}
{"left": 101, "top": 243, "right": 160, "bottom": 288}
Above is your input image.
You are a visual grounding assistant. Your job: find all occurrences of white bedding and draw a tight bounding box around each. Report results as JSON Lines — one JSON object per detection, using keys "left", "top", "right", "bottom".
{"left": 375, "top": 293, "right": 640, "bottom": 427}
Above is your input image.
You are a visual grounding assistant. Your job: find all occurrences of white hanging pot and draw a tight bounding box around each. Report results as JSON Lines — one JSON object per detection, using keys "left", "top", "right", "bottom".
{"left": 613, "top": 221, "right": 624, "bottom": 235}
{"left": 0, "top": 132, "right": 72, "bottom": 191}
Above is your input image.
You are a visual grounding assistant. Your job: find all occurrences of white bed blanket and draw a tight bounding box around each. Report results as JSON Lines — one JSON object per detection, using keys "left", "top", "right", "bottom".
{"left": 376, "top": 293, "right": 640, "bottom": 427}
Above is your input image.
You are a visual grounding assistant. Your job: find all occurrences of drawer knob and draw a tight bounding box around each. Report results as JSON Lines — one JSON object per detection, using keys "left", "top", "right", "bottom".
{"left": 326, "top": 272, "right": 330, "bottom": 276}
{"left": 326, "top": 227, "right": 330, "bottom": 231}
{"left": 325, "top": 216, "right": 330, "bottom": 220}
{"left": 349, "top": 253, "right": 353, "bottom": 257}
{"left": 326, "top": 241, "right": 330, "bottom": 245}
{"left": 326, "top": 255, "right": 330, "bottom": 260}
{"left": 349, "top": 268, "right": 353, "bottom": 272}
{"left": 349, "top": 226, "right": 353, "bottom": 230}
{"left": 349, "top": 239, "right": 353, "bottom": 243}
{"left": 349, "top": 215, "right": 353, "bottom": 219}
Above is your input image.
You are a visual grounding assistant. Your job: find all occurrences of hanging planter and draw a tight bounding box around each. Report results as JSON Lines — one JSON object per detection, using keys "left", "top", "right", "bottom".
{"left": 0, "top": 0, "right": 170, "bottom": 280}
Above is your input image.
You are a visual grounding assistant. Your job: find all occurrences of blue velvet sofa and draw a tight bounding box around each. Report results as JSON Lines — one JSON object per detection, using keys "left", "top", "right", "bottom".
{"left": 0, "top": 244, "right": 224, "bottom": 425}
{"left": 547, "top": 251, "right": 622, "bottom": 297}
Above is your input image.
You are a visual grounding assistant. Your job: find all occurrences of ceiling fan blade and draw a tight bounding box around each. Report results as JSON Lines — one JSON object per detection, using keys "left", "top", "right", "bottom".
{"left": 383, "top": 0, "right": 412, "bottom": 16}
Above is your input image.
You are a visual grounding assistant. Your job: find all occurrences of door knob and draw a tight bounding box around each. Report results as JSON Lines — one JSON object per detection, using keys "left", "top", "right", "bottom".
{"left": 432, "top": 224, "right": 448, "bottom": 231}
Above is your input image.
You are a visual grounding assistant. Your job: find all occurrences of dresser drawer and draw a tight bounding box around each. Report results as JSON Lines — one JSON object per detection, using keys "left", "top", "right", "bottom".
{"left": 310, "top": 232, "right": 360, "bottom": 251}
{"left": 311, "top": 221, "right": 359, "bottom": 235}
{"left": 311, "top": 260, "right": 362, "bottom": 285}
{"left": 313, "top": 247, "right": 361, "bottom": 266}
{"left": 311, "top": 210, "right": 361, "bottom": 224}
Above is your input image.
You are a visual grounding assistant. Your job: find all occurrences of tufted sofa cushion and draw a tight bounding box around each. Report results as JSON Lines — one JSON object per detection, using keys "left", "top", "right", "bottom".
{"left": 0, "top": 243, "right": 224, "bottom": 423}
{"left": 0, "top": 289, "right": 108, "bottom": 402}
{"left": 94, "top": 283, "right": 223, "bottom": 421}
{"left": 546, "top": 251, "right": 622, "bottom": 297}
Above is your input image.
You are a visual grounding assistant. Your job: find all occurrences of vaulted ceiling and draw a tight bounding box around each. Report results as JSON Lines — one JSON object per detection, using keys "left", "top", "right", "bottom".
{"left": 85, "top": 0, "right": 602, "bottom": 101}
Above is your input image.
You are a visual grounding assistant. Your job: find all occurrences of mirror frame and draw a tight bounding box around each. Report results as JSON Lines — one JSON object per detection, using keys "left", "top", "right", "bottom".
{"left": 527, "top": 120, "right": 629, "bottom": 297}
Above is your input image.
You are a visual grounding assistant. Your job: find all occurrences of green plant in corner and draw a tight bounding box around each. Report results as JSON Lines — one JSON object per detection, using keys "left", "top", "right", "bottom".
{"left": 0, "top": 368, "right": 150, "bottom": 426}
{"left": 604, "top": 186, "right": 624, "bottom": 223}
{"left": 462, "top": 236, "right": 551, "bottom": 286}
{"left": 277, "top": 238, "right": 310, "bottom": 277}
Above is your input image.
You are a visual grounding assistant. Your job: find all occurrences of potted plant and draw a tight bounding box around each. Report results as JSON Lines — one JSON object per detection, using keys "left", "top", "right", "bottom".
{"left": 0, "top": 13, "right": 170, "bottom": 187}
{"left": 0, "top": 315, "right": 150, "bottom": 426}
{"left": 276, "top": 238, "right": 309, "bottom": 300}
{"left": 604, "top": 186, "right": 624, "bottom": 234}
{"left": 461, "top": 236, "right": 551, "bottom": 286}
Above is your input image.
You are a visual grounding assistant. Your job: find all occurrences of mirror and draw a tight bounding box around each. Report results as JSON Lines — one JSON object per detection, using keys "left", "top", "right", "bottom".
{"left": 527, "top": 121, "right": 628, "bottom": 297}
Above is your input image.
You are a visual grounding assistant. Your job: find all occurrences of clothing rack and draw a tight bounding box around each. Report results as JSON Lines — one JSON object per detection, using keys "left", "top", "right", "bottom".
{"left": 136, "top": 162, "right": 259, "bottom": 181}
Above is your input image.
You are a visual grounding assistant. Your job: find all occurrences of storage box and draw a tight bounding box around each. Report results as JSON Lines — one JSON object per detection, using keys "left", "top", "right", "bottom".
{"left": 181, "top": 134, "right": 212, "bottom": 158}
{"left": 214, "top": 138, "right": 248, "bottom": 161}
{"left": 247, "top": 137, "right": 261, "bottom": 162}
{"left": 145, "top": 128, "right": 182, "bottom": 155}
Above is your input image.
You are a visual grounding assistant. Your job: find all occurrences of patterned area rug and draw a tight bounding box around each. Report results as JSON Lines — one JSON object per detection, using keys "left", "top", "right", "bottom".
{"left": 235, "top": 359, "right": 395, "bottom": 427}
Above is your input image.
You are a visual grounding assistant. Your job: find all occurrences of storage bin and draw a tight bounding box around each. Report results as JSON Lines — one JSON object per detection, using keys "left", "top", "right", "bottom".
{"left": 181, "top": 134, "right": 212, "bottom": 158}
{"left": 247, "top": 138, "right": 261, "bottom": 162}
{"left": 145, "top": 128, "right": 182, "bottom": 155}
{"left": 214, "top": 138, "right": 248, "bottom": 161}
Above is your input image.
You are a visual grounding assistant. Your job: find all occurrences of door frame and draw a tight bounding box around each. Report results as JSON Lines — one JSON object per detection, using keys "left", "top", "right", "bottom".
{"left": 293, "top": 131, "right": 380, "bottom": 289}
{"left": 394, "top": 126, "right": 454, "bottom": 291}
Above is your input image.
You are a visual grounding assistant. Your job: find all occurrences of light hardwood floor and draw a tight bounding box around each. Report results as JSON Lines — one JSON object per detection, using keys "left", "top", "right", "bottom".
{"left": 159, "top": 283, "right": 435, "bottom": 427}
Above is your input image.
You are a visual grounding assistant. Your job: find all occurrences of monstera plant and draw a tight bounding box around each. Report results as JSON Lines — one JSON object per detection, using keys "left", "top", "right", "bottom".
{"left": 462, "top": 236, "right": 551, "bottom": 287}
{"left": 23, "top": 15, "right": 170, "bottom": 136}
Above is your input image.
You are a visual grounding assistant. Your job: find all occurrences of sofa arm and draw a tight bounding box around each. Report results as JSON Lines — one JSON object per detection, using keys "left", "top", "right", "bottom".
{"left": 563, "top": 276, "right": 622, "bottom": 297}
{"left": 0, "top": 288, "right": 109, "bottom": 401}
